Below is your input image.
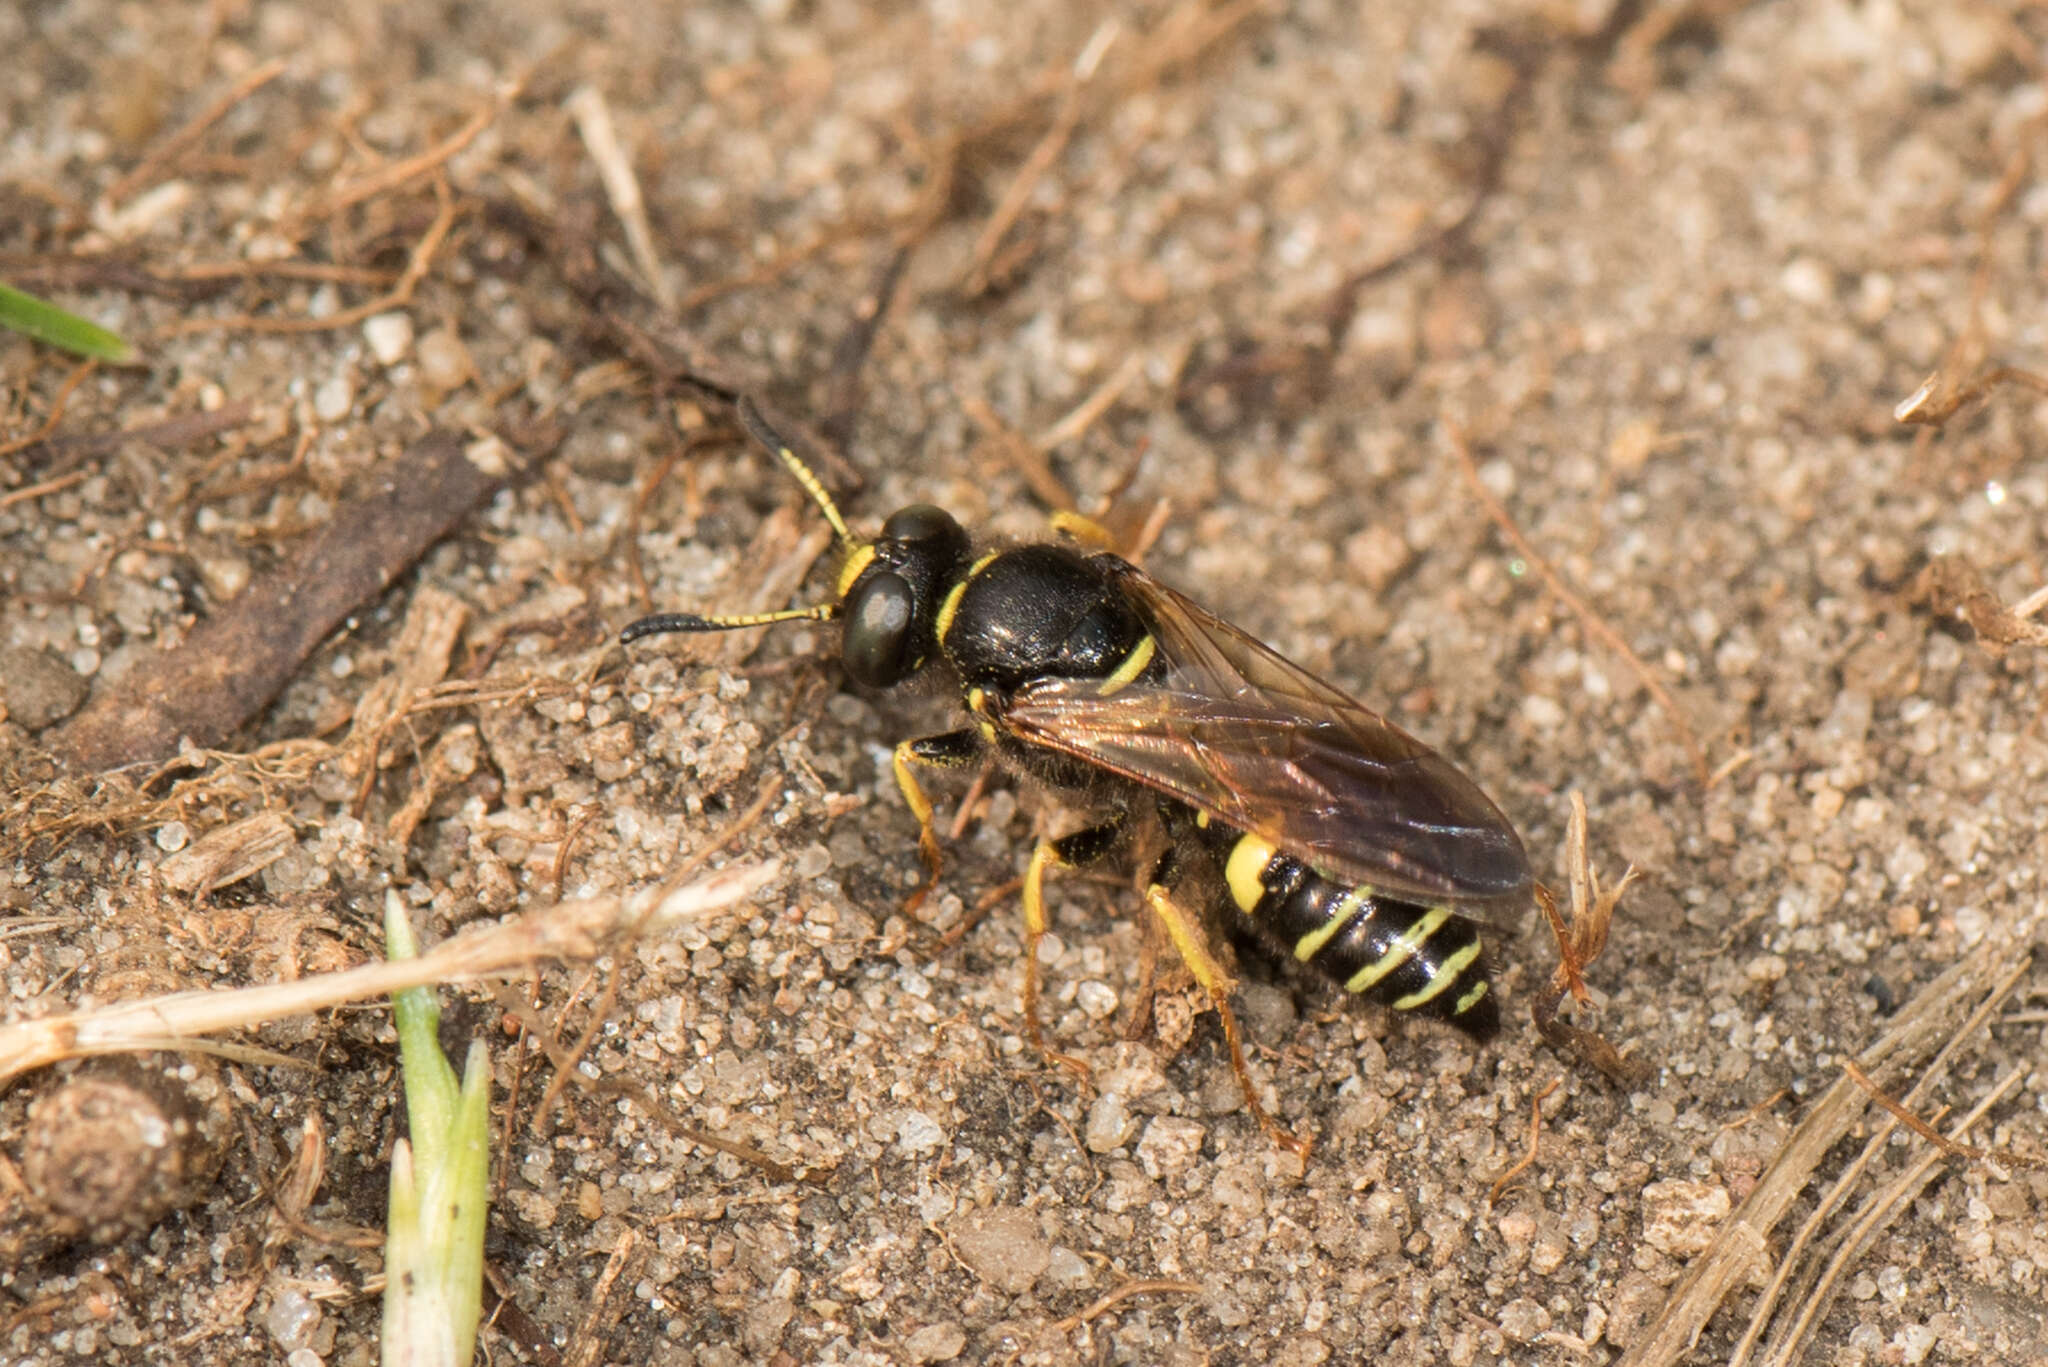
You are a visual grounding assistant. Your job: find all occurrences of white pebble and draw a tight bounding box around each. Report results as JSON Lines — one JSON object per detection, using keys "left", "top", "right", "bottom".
{"left": 1135, "top": 1115, "right": 1207, "bottom": 1178}
{"left": 1085, "top": 1092, "right": 1134, "bottom": 1153}
{"left": 1780, "top": 256, "right": 1831, "bottom": 306}
{"left": 362, "top": 311, "right": 414, "bottom": 366}
{"left": 417, "top": 327, "right": 472, "bottom": 390}
{"left": 894, "top": 1109, "right": 946, "bottom": 1156}
{"left": 1076, "top": 980, "right": 1119, "bottom": 1020}
{"left": 313, "top": 374, "right": 354, "bottom": 423}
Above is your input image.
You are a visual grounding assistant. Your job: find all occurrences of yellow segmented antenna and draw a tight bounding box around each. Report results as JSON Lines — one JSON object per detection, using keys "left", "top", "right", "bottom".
{"left": 738, "top": 397, "right": 854, "bottom": 547}
{"left": 618, "top": 399, "right": 861, "bottom": 646}
{"left": 619, "top": 602, "right": 837, "bottom": 643}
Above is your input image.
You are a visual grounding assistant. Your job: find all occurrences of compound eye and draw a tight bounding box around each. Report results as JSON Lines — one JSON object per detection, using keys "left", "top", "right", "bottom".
{"left": 841, "top": 571, "right": 918, "bottom": 687}
{"left": 881, "top": 503, "right": 961, "bottom": 546}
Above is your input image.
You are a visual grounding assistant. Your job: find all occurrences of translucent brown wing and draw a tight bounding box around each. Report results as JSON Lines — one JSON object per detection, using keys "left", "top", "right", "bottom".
{"left": 1002, "top": 558, "right": 1532, "bottom": 928}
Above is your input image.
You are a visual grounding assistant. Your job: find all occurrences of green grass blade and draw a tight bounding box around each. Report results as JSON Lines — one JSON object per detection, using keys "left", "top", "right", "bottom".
{"left": 383, "top": 892, "right": 492, "bottom": 1367}
{"left": 0, "top": 280, "right": 136, "bottom": 363}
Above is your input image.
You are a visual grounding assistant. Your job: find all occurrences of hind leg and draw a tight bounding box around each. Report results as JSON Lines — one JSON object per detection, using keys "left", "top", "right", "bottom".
{"left": 1143, "top": 848, "right": 1313, "bottom": 1159}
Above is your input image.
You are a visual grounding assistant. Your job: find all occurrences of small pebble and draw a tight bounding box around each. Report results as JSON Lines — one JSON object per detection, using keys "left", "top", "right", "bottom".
{"left": 1075, "top": 980, "right": 1119, "bottom": 1020}
{"left": 948, "top": 1206, "right": 1049, "bottom": 1295}
{"left": 0, "top": 647, "right": 88, "bottom": 730}
{"left": 1044, "top": 1244, "right": 1093, "bottom": 1288}
{"left": 903, "top": 1321, "right": 967, "bottom": 1363}
{"left": 417, "top": 326, "right": 472, "bottom": 391}
{"left": 894, "top": 1109, "right": 946, "bottom": 1157}
{"left": 1344, "top": 524, "right": 1414, "bottom": 591}
{"left": 313, "top": 373, "right": 354, "bottom": 423}
{"left": 1135, "top": 1115, "right": 1206, "bottom": 1179}
{"left": 1497, "top": 1297, "right": 1552, "bottom": 1343}
{"left": 263, "top": 1289, "right": 320, "bottom": 1352}
{"left": 1640, "top": 1178, "right": 1730, "bottom": 1256}
{"left": 1780, "top": 255, "right": 1832, "bottom": 306}
{"left": 1085, "top": 1092, "right": 1134, "bottom": 1153}
{"left": 794, "top": 843, "right": 833, "bottom": 879}
{"left": 196, "top": 550, "right": 252, "bottom": 603}
{"left": 362, "top": 311, "right": 414, "bottom": 366}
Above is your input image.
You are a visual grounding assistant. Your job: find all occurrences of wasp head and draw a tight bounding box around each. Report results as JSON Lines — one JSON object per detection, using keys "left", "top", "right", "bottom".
{"left": 833, "top": 503, "right": 970, "bottom": 687}
{"left": 619, "top": 400, "right": 972, "bottom": 691}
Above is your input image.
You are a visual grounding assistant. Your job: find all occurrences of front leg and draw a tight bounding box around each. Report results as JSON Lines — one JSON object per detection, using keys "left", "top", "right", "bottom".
{"left": 892, "top": 730, "right": 982, "bottom": 914}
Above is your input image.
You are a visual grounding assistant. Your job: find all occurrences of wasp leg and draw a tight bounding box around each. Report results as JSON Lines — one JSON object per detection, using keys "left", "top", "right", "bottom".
{"left": 1143, "top": 850, "right": 1314, "bottom": 1159}
{"left": 1049, "top": 503, "right": 1171, "bottom": 565}
{"left": 1021, "top": 814, "right": 1127, "bottom": 1081}
{"left": 1048, "top": 508, "right": 1120, "bottom": 550}
{"left": 893, "top": 730, "right": 981, "bottom": 915}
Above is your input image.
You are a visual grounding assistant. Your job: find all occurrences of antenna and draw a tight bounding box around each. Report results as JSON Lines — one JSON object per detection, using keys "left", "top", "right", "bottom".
{"left": 738, "top": 397, "right": 854, "bottom": 547}
{"left": 619, "top": 602, "right": 837, "bottom": 643}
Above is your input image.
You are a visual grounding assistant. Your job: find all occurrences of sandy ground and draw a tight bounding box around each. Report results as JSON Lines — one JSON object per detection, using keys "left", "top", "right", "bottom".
{"left": 4, "top": 1, "right": 2048, "bottom": 1364}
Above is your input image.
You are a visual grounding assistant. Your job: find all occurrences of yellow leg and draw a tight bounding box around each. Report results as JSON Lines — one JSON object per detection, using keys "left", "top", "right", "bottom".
{"left": 1143, "top": 882, "right": 1314, "bottom": 1160}
{"left": 1049, "top": 508, "right": 1118, "bottom": 550}
{"left": 892, "top": 740, "right": 947, "bottom": 915}
{"left": 1021, "top": 840, "right": 1093, "bottom": 1081}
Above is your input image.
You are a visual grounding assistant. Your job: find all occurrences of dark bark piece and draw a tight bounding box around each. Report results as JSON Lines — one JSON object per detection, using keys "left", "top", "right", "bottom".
{"left": 52, "top": 430, "right": 505, "bottom": 773}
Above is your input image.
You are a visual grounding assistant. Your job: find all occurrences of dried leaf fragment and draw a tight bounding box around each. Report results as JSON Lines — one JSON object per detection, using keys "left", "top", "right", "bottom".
{"left": 157, "top": 811, "right": 295, "bottom": 894}
{"left": 1907, "top": 556, "right": 2048, "bottom": 652}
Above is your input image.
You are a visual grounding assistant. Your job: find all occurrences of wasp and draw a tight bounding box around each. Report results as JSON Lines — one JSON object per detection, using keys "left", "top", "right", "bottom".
{"left": 623, "top": 399, "right": 1533, "bottom": 1153}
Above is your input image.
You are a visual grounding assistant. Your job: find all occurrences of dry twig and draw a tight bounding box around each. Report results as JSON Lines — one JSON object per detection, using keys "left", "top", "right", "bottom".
{"left": 102, "top": 60, "right": 289, "bottom": 208}
{"left": 1488, "top": 1077, "right": 1564, "bottom": 1206}
{"left": 0, "top": 469, "right": 89, "bottom": 511}
{"left": 960, "top": 19, "right": 1123, "bottom": 297}
{"left": 1618, "top": 944, "right": 2031, "bottom": 1367}
{"left": 1050, "top": 1279, "right": 1204, "bottom": 1333}
{"left": 1757, "top": 1070, "right": 2026, "bottom": 1367}
{"left": 0, "top": 359, "right": 97, "bottom": 458}
{"left": 1891, "top": 107, "right": 2048, "bottom": 442}
{"left": 9, "top": 398, "right": 257, "bottom": 474}
{"left": 0, "top": 867, "right": 779, "bottom": 1089}
{"left": 564, "top": 1229, "right": 639, "bottom": 1367}
{"left": 567, "top": 85, "right": 673, "bottom": 312}
{"left": 1839, "top": 1058, "right": 2045, "bottom": 1173}
{"left": 1446, "top": 419, "right": 1711, "bottom": 786}
{"left": 306, "top": 84, "right": 512, "bottom": 221}
{"left": 159, "top": 174, "right": 459, "bottom": 337}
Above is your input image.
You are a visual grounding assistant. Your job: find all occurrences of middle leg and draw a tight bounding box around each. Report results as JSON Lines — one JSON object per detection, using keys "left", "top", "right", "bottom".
{"left": 1019, "top": 809, "right": 1128, "bottom": 1080}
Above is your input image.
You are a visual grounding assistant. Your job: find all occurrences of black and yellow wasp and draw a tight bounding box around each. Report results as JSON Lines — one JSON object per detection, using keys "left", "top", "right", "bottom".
{"left": 623, "top": 399, "right": 1533, "bottom": 1150}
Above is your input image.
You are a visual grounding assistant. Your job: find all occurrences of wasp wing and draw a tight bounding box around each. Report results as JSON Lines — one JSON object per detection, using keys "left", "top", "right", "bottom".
{"left": 1003, "top": 558, "right": 1532, "bottom": 929}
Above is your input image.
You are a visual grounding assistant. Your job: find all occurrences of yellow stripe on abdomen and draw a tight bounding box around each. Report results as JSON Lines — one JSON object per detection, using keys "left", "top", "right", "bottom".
{"left": 1293, "top": 887, "right": 1365, "bottom": 962}
{"left": 1344, "top": 906, "right": 1450, "bottom": 993}
{"left": 1224, "top": 833, "right": 1276, "bottom": 913}
{"left": 1392, "top": 936, "right": 1481, "bottom": 1009}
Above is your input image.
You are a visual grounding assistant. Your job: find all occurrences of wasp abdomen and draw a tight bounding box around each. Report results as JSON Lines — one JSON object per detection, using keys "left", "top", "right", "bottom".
{"left": 1206, "top": 827, "right": 1498, "bottom": 1038}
